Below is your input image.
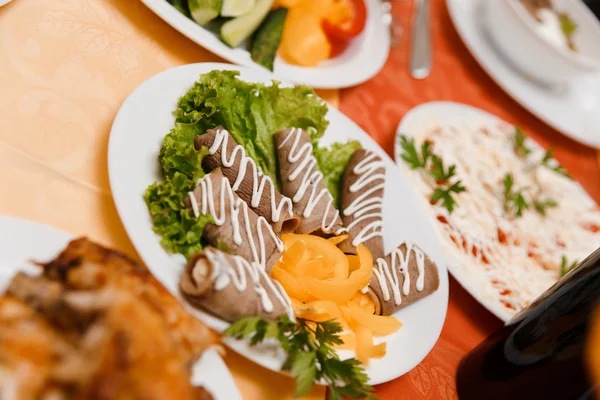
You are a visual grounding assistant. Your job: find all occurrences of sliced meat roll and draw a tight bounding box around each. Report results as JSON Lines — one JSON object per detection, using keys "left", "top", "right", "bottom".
{"left": 181, "top": 247, "right": 294, "bottom": 322}
{"left": 195, "top": 126, "right": 298, "bottom": 233}
{"left": 338, "top": 149, "right": 385, "bottom": 260}
{"left": 274, "top": 128, "right": 344, "bottom": 236}
{"left": 184, "top": 168, "right": 283, "bottom": 272}
{"left": 366, "top": 243, "right": 440, "bottom": 316}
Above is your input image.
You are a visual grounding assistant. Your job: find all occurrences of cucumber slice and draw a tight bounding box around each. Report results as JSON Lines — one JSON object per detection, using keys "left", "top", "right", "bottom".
{"left": 188, "top": 0, "right": 221, "bottom": 26}
{"left": 221, "top": 0, "right": 255, "bottom": 17}
{"left": 221, "top": 0, "right": 274, "bottom": 48}
{"left": 168, "top": 0, "right": 191, "bottom": 17}
{"left": 251, "top": 8, "right": 287, "bottom": 71}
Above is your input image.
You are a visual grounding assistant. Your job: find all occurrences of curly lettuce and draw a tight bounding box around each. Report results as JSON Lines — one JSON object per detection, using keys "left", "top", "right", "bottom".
{"left": 175, "top": 70, "right": 330, "bottom": 187}
{"left": 145, "top": 123, "right": 213, "bottom": 259}
{"left": 314, "top": 140, "right": 363, "bottom": 207}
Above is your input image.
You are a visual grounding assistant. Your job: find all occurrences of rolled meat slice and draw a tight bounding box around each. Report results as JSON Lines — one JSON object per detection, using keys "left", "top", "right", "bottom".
{"left": 338, "top": 149, "right": 385, "bottom": 260}
{"left": 184, "top": 168, "right": 283, "bottom": 272}
{"left": 195, "top": 127, "right": 298, "bottom": 233}
{"left": 366, "top": 243, "right": 440, "bottom": 316}
{"left": 274, "top": 128, "right": 344, "bottom": 236}
{"left": 180, "top": 247, "right": 294, "bottom": 322}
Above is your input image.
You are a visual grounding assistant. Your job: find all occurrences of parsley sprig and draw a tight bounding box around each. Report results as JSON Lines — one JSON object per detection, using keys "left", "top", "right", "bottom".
{"left": 560, "top": 255, "right": 579, "bottom": 277}
{"left": 504, "top": 173, "right": 559, "bottom": 218}
{"left": 400, "top": 135, "right": 465, "bottom": 213}
{"left": 400, "top": 136, "right": 431, "bottom": 169}
{"left": 225, "top": 316, "right": 377, "bottom": 400}
{"left": 513, "top": 127, "right": 531, "bottom": 158}
{"left": 503, "top": 173, "right": 529, "bottom": 217}
{"left": 540, "top": 148, "right": 572, "bottom": 179}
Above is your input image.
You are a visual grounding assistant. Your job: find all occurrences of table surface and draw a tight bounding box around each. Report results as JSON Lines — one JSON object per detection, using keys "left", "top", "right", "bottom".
{"left": 1, "top": 0, "right": 599, "bottom": 399}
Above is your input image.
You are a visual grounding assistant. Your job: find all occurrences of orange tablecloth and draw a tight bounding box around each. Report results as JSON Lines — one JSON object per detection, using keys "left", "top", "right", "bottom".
{"left": 1, "top": 0, "right": 599, "bottom": 399}
{"left": 340, "top": 0, "right": 600, "bottom": 398}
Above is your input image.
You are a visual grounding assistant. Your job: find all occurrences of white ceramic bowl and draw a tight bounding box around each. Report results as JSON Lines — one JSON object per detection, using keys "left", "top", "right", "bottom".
{"left": 485, "top": 0, "right": 600, "bottom": 85}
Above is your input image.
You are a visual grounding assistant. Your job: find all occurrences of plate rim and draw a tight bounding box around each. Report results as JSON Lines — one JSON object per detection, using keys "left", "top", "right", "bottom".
{"left": 446, "top": 0, "right": 600, "bottom": 149}
{"left": 107, "top": 62, "right": 450, "bottom": 385}
{"left": 140, "top": 0, "right": 390, "bottom": 89}
{"left": 0, "top": 215, "right": 241, "bottom": 400}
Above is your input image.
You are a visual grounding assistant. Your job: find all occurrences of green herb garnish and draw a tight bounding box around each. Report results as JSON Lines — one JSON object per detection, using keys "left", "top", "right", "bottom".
{"left": 431, "top": 181, "right": 466, "bottom": 214}
{"left": 559, "top": 13, "right": 577, "bottom": 37}
{"left": 399, "top": 135, "right": 465, "bottom": 213}
{"left": 399, "top": 135, "right": 431, "bottom": 169}
{"left": 503, "top": 173, "right": 529, "bottom": 217}
{"left": 430, "top": 154, "right": 457, "bottom": 182}
{"left": 540, "top": 147, "right": 572, "bottom": 179}
{"left": 560, "top": 255, "right": 579, "bottom": 276}
{"left": 533, "top": 198, "right": 559, "bottom": 216}
{"left": 513, "top": 127, "right": 532, "bottom": 158}
{"left": 225, "top": 316, "right": 377, "bottom": 400}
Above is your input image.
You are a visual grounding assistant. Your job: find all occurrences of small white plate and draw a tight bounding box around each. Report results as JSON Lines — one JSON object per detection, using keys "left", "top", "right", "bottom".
{"left": 0, "top": 215, "right": 241, "bottom": 400}
{"left": 141, "top": 0, "right": 390, "bottom": 89}
{"left": 447, "top": 0, "right": 600, "bottom": 149}
{"left": 108, "top": 62, "right": 449, "bottom": 384}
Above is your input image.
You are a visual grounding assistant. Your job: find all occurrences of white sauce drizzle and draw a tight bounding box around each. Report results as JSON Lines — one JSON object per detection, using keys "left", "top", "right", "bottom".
{"left": 208, "top": 129, "right": 293, "bottom": 223}
{"left": 187, "top": 174, "right": 284, "bottom": 267}
{"left": 278, "top": 128, "right": 345, "bottom": 234}
{"left": 343, "top": 151, "right": 385, "bottom": 247}
{"left": 371, "top": 243, "right": 426, "bottom": 306}
{"left": 404, "top": 120, "right": 600, "bottom": 317}
{"left": 203, "top": 249, "right": 294, "bottom": 318}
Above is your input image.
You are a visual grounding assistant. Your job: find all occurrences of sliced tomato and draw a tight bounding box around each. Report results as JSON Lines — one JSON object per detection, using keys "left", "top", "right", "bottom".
{"left": 322, "top": 0, "right": 367, "bottom": 41}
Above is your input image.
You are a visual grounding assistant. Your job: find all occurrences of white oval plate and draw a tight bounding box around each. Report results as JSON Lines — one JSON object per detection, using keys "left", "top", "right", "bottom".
{"left": 447, "top": 0, "right": 600, "bottom": 149}
{"left": 0, "top": 215, "right": 241, "bottom": 400}
{"left": 141, "top": 0, "right": 390, "bottom": 89}
{"left": 108, "top": 62, "right": 449, "bottom": 384}
{"left": 395, "top": 101, "right": 553, "bottom": 323}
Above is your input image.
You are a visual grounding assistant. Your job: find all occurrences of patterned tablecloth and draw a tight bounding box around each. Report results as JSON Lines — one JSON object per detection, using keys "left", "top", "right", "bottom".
{"left": 1, "top": 0, "right": 599, "bottom": 399}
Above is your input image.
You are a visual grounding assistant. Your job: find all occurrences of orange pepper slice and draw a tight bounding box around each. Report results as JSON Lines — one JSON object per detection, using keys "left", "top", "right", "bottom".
{"left": 348, "top": 303, "right": 403, "bottom": 336}
{"left": 355, "top": 325, "right": 373, "bottom": 364}
{"left": 327, "top": 234, "right": 349, "bottom": 246}
{"left": 282, "top": 234, "right": 349, "bottom": 279}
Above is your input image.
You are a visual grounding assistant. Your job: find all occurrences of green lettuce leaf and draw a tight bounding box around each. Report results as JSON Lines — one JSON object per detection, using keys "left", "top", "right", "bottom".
{"left": 145, "top": 123, "right": 212, "bottom": 259}
{"left": 314, "top": 141, "right": 363, "bottom": 208}
{"left": 175, "top": 70, "right": 329, "bottom": 187}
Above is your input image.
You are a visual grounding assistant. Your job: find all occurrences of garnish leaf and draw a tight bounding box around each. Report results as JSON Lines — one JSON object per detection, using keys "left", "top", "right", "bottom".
{"left": 560, "top": 255, "right": 579, "bottom": 277}
{"left": 225, "top": 316, "right": 377, "bottom": 400}
{"left": 513, "top": 126, "right": 531, "bottom": 158}
{"left": 430, "top": 154, "right": 457, "bottom": 182}
{"left": 540, "top": 147, "right": 572, "bottom": 179}
{"left": 533, "top": 198, "right": 558, "bottom": 216}
{"left": 503, "top": 173, "right": 529, "bottom": 217}
{"left": 431, "top": 181, "right": 466, "bottom": 213}
{"left": 399, "top": 135, "right": 431, "bottom": 169}
{"left": 559, "top": 13, "right": 577, "bottom": 36}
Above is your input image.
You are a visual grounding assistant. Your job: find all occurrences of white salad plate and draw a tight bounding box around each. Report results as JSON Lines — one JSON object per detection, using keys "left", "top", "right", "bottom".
{"left": 141, "top": 0, "right": 390, "bottom": 89}
{"left": 447, "top": 0, "right": 600, "bottom": 149}
{"left": 0, "top": 215, "right": 241, "bottom": 400}
{"left": 396, "top": 101, "right": 534, "bottom": 323}
{"left": 108, "top": 62, "right": 449, "bottom": 385}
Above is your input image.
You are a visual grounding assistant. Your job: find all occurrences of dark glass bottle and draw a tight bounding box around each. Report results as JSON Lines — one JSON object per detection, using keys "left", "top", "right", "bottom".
{"left": 456, "top": 247, "right": 600, "bottom": 400}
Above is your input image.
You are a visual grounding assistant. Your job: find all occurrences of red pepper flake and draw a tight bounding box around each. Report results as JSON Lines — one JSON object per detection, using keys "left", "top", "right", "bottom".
{"left": 437, "top": 215, "right": 449, "bottom": 224}
{"left": 581, "top": 222, "right": 600, "bottom": 233}
{"left": 497, "top": 228, "right": 507, "bottom": 244}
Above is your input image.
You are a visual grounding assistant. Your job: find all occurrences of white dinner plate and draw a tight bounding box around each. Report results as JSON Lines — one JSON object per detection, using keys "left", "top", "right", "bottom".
{"left": 395, "top": 101, "right": 555, "bottom": 322}
{"left": 447, "top": 0, "right": 600, "bottom": 149}
{"left": 141, "top": 0, "right": 390, "bottom": 89}
{"left": 0, "top": 215, "right": 241, "bottom": 400}
{"left": 108, "top": 62, "right": 449, "bottom": 385}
